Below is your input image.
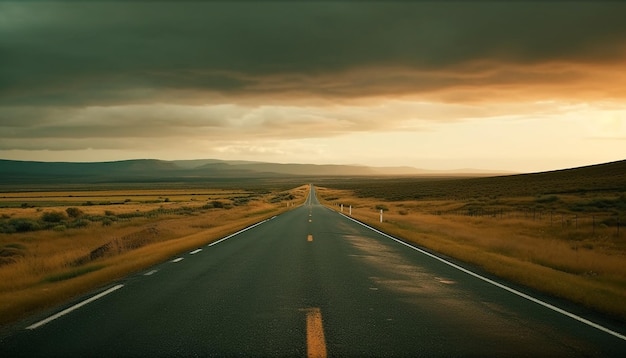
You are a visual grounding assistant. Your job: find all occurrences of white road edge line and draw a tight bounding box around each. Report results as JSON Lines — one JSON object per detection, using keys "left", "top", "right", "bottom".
{"left": 208, "top": 218, "right": 270, "bottom": 247}
{"left": 338, "top": 211, "right": 626, "bottom": 342}
{"left": 190, "top": 248, "right": 202, "bottom": 255}
{"left": 26, "top": 284, "right": 124, "bottom": 330}
{"left": 144, "top": 269, "right": 158, "bottom": 276}
{"left": 24, "top": 216, "right": 277, "bottom": 331}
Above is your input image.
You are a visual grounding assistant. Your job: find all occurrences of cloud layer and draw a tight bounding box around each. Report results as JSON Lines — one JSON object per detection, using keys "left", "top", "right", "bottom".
{"left": 1, "top": 2, "right": 625, "bottom": 169}
{"left": 3, "top": 2, "right": 626, "bottom": 105}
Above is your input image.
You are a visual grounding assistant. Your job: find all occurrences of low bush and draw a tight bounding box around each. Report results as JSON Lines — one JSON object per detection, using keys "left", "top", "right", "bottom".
{"left": 68, "top": 219, "right": 89, "bottom": 229}
{"left": 66, "top": 207, "right": 84, "bottom": 218}
{"left": 6, "top": 219, "right": 40, "bottom": 233}
{"left": 232, "top": 197, "right": 251, "bottom": 206}
{"left": 208, "top": 200, "right": 225, "bottom": 208}
{"left": 102, "top": 218, "right": 113, "bottom": 226}
{"left": 41, "top": 211, "right": 66, "bottom": 223}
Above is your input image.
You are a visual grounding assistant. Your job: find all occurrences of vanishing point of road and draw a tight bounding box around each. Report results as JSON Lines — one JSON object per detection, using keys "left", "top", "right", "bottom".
{"left": 1, "top": 185, "right": 625, "bottom": 357}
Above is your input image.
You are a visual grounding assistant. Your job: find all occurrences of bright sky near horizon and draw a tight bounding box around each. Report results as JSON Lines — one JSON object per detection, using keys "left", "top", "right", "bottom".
{"left": 1, "top": 1, "right": 625, "bottom": 173}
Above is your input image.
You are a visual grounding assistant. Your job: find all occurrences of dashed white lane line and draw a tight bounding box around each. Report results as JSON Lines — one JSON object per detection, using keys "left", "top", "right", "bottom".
{"left": 26, "top": 284, "right": 124, "bottom": 330}
{"left": 25, "top": 216, "right": 279, "bottom": 331}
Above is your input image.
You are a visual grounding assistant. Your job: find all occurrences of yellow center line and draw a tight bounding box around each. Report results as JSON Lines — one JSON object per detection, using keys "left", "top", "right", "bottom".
{"left": 305, "top": 307, "right": 327, "bottom": 358}
{"left": 307, "top": 234, "right": 313, "bottom": 242}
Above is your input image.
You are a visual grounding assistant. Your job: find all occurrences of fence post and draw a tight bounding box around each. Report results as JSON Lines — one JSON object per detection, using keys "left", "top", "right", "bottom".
{"left": 380, "top": 209, "right": 383, "bottom": 223}
{"left": 592, "top": 215, "right": 595, "bottom": 235}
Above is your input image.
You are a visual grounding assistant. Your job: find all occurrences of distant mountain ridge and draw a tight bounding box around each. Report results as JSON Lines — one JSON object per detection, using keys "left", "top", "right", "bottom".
{"left": 0, "top": 158, "right": 513, "bottom": 184}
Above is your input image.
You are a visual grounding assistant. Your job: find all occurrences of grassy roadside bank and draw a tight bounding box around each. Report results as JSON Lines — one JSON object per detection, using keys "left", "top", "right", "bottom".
{"left": 0, "top": 185, "right": 308, "bottom": 328}
{"left": 316, "top": 186, "right": 626, "bottom": 323}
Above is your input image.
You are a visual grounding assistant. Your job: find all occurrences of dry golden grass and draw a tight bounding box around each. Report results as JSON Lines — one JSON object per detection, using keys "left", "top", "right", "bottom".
{"left": 317, "top": 186, "right": 626, "bottom": 322}
{"left": 0, "top": 185, "right": 308, "bottom": 327}
{"left": 0, "top": 188, "right": 254, "bottom": 215}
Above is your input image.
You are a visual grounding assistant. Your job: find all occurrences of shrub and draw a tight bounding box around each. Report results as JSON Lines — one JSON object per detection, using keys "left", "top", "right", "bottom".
{"left": 210, "top": 200, "right": 224, "bottom": 208}
{"left": 68, "top": 219, "right": 90, "bottom": 229}
{"left": 0, "top": 221, "right": 16, "bottom": 233}
{"left": 117, "top": 212, "right": 143, "bottom": 219}
{"left": 8, "top": 219, "right": 40, "bottom": 232}
{"left": 375, "top": 204, "right": 389, "bottom": 212}
{"left": 41, "top": 211, "right": 66, "bottom": 223}
{"left": 66, "top": 207, "right": 84, "bottom": 218}
{"left": 269, "top": 193, "right": 295, "bottom": 203}
{"left": 53, "top": 225, "right": 66, "bottom": 232}
{"left": 104, "top": 210, "right": 116, "bottom": 217}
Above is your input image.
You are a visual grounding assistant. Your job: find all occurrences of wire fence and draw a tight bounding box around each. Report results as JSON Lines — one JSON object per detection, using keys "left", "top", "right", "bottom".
{"left": 438, "top": 208, "right": 622, "bottom": 237}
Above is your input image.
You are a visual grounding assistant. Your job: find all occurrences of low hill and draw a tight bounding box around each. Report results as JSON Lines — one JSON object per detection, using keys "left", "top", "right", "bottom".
{"left": 0, "top": 159, "right": 264, "bottom": 184}
{"left": 0, "top": 158, "right": 510, "bottom": 185}
{"left": 319, "top": 159, "right": 626, "bottom": 200}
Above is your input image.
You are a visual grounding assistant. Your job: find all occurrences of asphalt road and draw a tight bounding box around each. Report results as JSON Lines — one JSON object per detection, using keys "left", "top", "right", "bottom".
{"left": 2, "top": 185, "right": 626, "bottom": 357}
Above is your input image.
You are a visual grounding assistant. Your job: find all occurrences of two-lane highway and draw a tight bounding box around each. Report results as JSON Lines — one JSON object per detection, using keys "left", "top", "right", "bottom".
{"left": 2, "top": 185, "right": 626, "bottom": 356}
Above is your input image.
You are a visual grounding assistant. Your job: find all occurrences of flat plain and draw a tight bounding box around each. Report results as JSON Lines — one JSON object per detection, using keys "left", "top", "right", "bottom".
{"left": 0, "top": 184, "right": 308, "bottom": 327}
{"left": 316, "top": 160, "right": 626, "bottom": 322}
{"left": 1, "top": 159, "right": 624, "bottom": 329}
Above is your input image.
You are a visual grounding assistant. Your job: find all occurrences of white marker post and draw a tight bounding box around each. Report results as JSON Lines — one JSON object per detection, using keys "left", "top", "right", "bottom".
{"left": 349, "top": 205, "right": 352, "bottom": 215}
{"left": 341, "top": 204, "right": 343, "bottom": 212}
{"left": 380, "top": 209, "right": 383, "bottom": 223}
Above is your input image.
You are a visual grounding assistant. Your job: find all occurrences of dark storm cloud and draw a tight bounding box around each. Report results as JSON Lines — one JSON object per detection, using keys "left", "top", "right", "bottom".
{"left": 2, "top": 1, "right": 626, "bottom": 106}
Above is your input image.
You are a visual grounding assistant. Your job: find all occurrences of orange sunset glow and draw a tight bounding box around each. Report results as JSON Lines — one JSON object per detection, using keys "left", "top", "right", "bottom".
{"left": 1, "top": 1, "right": 625, "bottom": 172}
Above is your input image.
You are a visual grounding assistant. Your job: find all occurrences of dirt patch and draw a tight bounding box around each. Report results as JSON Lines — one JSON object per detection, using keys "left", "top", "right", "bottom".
{"left": 73, "top": 226, "right": 162, "bottom": 265}
{"left": 0, "top": 245, "right": 26, "bottom": 267}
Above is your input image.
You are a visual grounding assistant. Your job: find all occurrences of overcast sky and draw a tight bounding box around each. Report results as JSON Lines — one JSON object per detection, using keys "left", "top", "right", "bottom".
{"left": 1, "top": 1, "right": 625, "bottom": 172}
